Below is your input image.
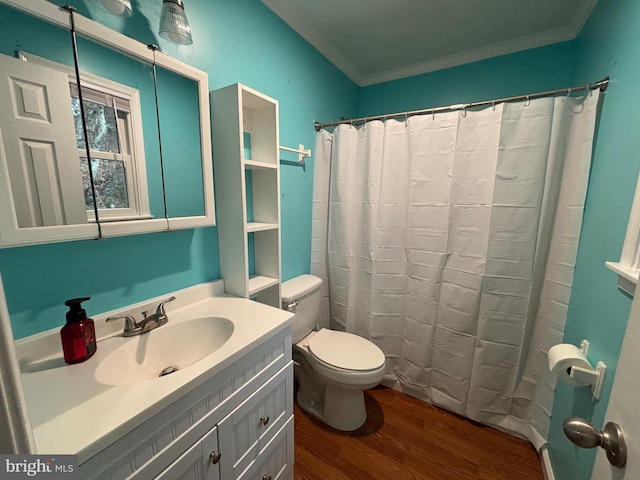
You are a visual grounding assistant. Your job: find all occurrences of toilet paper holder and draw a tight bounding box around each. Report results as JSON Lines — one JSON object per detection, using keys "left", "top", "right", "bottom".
{"left": 569, "top": 340, "right": 607, "bottom": 401}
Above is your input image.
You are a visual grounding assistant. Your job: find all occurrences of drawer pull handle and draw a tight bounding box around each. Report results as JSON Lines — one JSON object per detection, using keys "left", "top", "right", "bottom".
{"left": 262, "top": 476, "right": 272, "bottom": 480}
{"left": 259, "top": 415, "right": 270, "bottom": 426}
{"left": 209, "top": 451, "right": 222, "bottom": 464}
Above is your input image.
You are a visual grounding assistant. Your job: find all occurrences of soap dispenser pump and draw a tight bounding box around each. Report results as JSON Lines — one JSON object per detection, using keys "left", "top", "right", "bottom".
{"left": 60, "top": 297, "right": 97, "bottom": 364}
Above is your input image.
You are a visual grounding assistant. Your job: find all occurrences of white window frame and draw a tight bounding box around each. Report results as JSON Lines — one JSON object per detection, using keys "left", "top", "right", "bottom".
{"left": 605, "top": 173, "right": 640, "bottom": 296}
{"left": 18, "top": 51, "right": 151, "bottom": 222}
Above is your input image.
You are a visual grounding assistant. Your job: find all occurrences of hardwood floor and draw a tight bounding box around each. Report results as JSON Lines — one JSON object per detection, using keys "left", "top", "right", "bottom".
{"left": 294, "top": 386, "right": 544, "bottom": 480}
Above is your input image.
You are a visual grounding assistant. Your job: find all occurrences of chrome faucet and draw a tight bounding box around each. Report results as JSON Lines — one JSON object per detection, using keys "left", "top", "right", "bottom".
{"left": 105, "top": 314, "right": 139, "bottom": 336}
{"left": 140, "top": 296, "right": 176, "bottom": 332}
{"left": 106, "top": 296, "right": 176, "bottom": 337}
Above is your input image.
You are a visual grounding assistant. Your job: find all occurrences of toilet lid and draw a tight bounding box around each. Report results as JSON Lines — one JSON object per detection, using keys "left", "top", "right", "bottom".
{"left": 307, "top": 329, "right": 385, "bottom": 371}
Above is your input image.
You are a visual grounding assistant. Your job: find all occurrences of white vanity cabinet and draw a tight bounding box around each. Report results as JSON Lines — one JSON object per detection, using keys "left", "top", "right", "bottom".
{"left": 78, "top": 328, "right": 294, "bottom": 480}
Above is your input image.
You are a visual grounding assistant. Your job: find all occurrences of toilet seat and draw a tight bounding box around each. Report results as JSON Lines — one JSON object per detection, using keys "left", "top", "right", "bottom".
{"left": 307, "top": 329, "right": 385, "bottom": 371}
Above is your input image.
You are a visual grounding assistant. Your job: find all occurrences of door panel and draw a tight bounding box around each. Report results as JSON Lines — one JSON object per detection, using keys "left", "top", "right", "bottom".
{"left": 0, "top": 52, "right": 86, "bottom": 227}
{"left": 591, "top": 292, "right": 640, "bottom": 479}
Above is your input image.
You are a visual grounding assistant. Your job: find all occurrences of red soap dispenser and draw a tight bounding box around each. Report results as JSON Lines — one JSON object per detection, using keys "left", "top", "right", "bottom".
{"left": 60, "top": 297, "right": 97, "bottom": 364}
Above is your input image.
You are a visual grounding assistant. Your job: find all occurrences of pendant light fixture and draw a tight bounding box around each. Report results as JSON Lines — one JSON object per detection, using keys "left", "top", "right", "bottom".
{"left": 159, "top": 0, "right": 193, "bottom": 45}
{"left": 90, "top": 0, "right": 194, "bottom": 46}
{"left": 91, "top": 0, "right": 133, "bottom": 17}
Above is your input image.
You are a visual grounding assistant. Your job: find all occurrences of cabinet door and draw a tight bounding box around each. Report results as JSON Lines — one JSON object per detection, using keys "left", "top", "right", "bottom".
{"left": 218, "top": 365, "right": 293, "bottom": 478}
{"left": 156, "top": 426, "right": 221, "bottom": 480}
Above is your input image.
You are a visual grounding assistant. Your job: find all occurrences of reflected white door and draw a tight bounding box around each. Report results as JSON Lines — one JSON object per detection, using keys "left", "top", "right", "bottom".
{"left": 591, "top": 289, "right": 640, "bottom": 479}
{"left": 0, "top": 52, "right": 86, "bottom": 227}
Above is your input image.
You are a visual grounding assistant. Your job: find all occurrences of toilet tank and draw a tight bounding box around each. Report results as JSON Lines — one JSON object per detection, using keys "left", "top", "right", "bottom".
{"left": 281, "top": 274, "right": 322, "bottom": 344}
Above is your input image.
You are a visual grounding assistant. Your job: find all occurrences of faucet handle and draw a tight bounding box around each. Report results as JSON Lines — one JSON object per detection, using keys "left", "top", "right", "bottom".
{"left": 106, "top": 314, "right": 139, "bottom": 333}
{"left": 155, "top": 296, "right": 176, "bottom": 316}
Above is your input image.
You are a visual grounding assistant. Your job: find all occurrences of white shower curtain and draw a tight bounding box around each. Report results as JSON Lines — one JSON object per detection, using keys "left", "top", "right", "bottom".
{"left": 311, "top": 92, "right": 601, "bottom": 446}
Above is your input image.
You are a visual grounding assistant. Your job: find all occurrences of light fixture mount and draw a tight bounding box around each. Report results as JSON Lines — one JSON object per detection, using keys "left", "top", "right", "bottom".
{"left": 91, "top": 0, "right": 133, "bottom": 17}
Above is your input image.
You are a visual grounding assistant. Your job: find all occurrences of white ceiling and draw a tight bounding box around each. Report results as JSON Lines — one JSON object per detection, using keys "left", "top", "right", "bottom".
{"left": 261, "top": 0, "right": 599, "bottom": 87}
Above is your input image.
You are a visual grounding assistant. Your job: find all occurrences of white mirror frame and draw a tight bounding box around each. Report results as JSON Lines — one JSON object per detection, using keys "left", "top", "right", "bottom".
{"left": 0, "top": 0, "right": 215, "bottom": 247}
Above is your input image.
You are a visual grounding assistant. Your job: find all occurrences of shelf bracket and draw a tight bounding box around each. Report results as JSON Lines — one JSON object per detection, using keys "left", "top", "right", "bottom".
{"left": 279, "top": 144, "right": 311, "bottom": 164}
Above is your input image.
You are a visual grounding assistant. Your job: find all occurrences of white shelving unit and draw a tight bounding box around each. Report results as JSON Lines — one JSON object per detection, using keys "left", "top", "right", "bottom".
{"left": 212, "top": 84, "right": 281, "bottom": 308}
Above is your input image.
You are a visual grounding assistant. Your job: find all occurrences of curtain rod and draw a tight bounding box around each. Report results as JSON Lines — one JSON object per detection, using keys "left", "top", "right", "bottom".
{"left": 314, "top": 77, "right": 609, "bottom": 132}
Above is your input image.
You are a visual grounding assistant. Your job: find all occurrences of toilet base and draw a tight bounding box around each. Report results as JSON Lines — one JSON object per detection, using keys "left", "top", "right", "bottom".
{"left": 296, "top": 384, "right": 367, "bottom": 432}
{"left": 323, "top": 385, "right": 367, "bottom": 431}
{"left": 294, "top": 353, "right": 368, "bottom": 431}
{"left": 294, "top": 355, "right": 325, "bottom": 421}
{"left": 296, "top": 387, "right": 324, "bottom": 420}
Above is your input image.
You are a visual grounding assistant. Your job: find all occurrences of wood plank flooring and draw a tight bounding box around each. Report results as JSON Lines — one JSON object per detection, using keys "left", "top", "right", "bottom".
{"left": 294, "top": 386, "right": 544, "bottom": 480}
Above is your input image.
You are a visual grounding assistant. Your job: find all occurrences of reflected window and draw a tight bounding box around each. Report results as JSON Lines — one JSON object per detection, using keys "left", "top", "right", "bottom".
{"left": 19, "top": 51, "right": 150, "bottom": 222}
{"left": 70, "top": 82, "right": 138, "bottom": 218}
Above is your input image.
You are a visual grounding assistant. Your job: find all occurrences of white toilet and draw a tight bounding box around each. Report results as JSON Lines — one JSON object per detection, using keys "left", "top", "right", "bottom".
{"left": 282, "top": 274, "right": 386, "bottom": 431}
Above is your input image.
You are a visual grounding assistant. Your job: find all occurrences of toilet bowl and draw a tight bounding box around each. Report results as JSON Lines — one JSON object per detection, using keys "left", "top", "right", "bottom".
{"left": 282, "top": 274, "right": 386, "bottom": 431}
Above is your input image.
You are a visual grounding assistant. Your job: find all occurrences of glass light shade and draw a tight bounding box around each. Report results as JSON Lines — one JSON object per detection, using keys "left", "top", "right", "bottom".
{"left": 92, "top": 0, "right": 133, "bottom": 17}
{"left": 159, "top": 0, "right": 193, "bottom": 45}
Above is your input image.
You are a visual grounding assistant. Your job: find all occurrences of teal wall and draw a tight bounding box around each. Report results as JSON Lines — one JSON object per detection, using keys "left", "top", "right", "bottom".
{"left": 357, "top": 3, "right": 640, "bottom": 479}
{"left": 0, "top": 0, "right": 357, "bottom": 339}
{"left": 358, "top": 42, "right": 579, "bottom": 117}
{"left": 547, "top": 1, "right": 640, "bottom": 478}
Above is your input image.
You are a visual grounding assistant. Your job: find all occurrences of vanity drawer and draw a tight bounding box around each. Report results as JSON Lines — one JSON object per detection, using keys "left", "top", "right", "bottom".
{"left": 237, "top": 416, "right": 294, "bottom": 480}
{"left": 155, "top": 426, "right": 220, "bottom": 480}
{"left": 218, "top": 364, "right": 293, "bottom": 479}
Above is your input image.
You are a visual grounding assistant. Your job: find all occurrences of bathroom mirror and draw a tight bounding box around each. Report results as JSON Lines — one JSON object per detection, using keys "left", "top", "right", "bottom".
{"left": 0, "top": 2, "right": 98, "bottom": 245}
{"left": 74, "top": 32, "right": 165, "bottom": 225}
{"left": 0, "top": 0, "right": 214, "bottom": 247}
{"left": 155, "top": 64, "right": 206, "bottom": 219}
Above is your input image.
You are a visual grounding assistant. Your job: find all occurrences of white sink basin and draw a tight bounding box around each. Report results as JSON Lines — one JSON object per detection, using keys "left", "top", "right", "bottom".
{"left": 95, "top": 317, "right": 234, "bottom": 386}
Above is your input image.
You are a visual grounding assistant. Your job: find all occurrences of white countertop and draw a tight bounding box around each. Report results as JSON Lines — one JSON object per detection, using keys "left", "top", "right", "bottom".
{"left": 15, "top": 281, "right": 293, "bottom": 463}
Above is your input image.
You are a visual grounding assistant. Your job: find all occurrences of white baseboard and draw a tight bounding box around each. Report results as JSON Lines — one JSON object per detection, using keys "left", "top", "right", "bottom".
{"left": 540, "top": 445, "right": 555, "bottom": 480}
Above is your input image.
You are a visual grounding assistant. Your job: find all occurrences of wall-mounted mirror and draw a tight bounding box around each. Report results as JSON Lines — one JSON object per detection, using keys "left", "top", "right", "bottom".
{"left": 156, "top": 65, "right": 206, "bottom": 219}
{"left": 0, "top": 0, "right": 214, "bottom": 247}
{"left": 0, "top": 2, "right": 98, "bottom": 244}
{"left": 74, "top": 31, "right": 164, "bottom": 226}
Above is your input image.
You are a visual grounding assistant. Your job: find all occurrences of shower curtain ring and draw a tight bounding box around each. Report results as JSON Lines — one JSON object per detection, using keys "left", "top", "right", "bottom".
{"left": 525, "top": 95, "right": 531, "bottom": 106}
{"left": 492, "top": 100, "right": 496, "bottom": 111}
{"left": 432, "top": 109, "right": 435, "bottom": 120}
{"left": 567, "top": 88, "right": 572, "bottom": 97}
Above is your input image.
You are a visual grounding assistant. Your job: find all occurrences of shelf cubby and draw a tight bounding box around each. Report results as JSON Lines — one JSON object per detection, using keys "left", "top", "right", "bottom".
{"left": 212, "top": 83, "right": 281, "bottom": 308}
